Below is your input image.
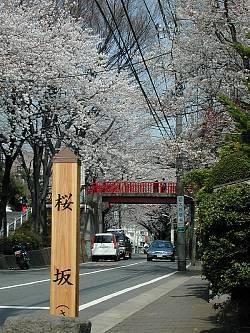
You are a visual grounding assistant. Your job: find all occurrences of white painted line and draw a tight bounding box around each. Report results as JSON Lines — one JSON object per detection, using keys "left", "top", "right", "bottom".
{"left": 79, "top": 261, "right": 145, "bottom": 277}
{"left": 0, "top": 305, "right": 49, "bottom": 310}
{"left": 1, "top": 261, "right": 92, "bottom": 273}
{"left": 0, "top": 270, "right": 178, "bottom": 311}
{"left": 0, "top": 278, "right": 50, "bottom": 290}
{"left": 79, "top": 270, "right": 178, "bottom": 310}
{"left": 90, "top": 275, "right": 192, "bottom": 333}
{"left": 0, "top": 261, "right": 145, "bottom": 290}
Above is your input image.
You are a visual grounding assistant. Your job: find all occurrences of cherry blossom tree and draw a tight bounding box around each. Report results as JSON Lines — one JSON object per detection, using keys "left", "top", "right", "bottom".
{"left": 104, "top": 203, "right": 176, "bottom": 241}
{"left": 64, "top": 0, "right": 159, "bottom": 70}
{"left": 101, "top": 0, "right": 249, "bottom": 237}
{"left": 0, "top": 0, "right": 148, "bottom": 237}
{"left": 139, "top": 0, "right": 248, "bottom": 171}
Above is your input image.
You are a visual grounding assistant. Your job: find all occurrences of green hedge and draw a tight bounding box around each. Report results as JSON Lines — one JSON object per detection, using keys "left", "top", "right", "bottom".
{"left": 0, "top": 221, "right": 42, "bottom": 254}
{"left": 199, "top": 184, "right": 250, "bottom": 324}
{"left": 209, "top": 152, "right": 250, "bottom": 187}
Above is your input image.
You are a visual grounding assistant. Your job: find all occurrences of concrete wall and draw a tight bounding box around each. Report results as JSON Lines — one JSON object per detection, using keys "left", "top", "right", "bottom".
{"left": 0, "top": 248, "right": 51, "bottom": 269}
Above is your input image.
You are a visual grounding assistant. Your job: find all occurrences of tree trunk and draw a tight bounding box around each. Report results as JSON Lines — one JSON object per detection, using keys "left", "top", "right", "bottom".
{"left": 30, "top": 144, "right": 43, "bottom": 234}
{"left": 0, "top": 155, "right": 14, "bottom": 237}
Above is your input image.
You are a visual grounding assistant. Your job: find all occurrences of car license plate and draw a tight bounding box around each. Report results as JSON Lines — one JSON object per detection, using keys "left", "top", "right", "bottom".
{"left": 157, "top": 254, "right": 163, "bottom": 258}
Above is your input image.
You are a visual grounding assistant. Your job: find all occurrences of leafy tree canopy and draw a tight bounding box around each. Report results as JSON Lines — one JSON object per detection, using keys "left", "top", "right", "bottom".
{"left": 209, "top": 152, "right": 250, "bottom": 187}
{"left": 199, "top": 184, "right": 250, "bottom": 299}
{"left": 182, "top": 168, "right": 211, "bottom": 194}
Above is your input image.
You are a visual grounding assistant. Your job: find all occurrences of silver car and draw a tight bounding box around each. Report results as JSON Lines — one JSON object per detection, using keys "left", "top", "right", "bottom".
{"left": 147, "top": 240, "right": 175, "bottom": 262}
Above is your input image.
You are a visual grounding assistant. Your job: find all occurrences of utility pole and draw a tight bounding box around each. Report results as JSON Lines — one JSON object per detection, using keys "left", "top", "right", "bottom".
{"left": 190, "top": 201, "right": 196, "bottom": 266}
{"left": 118, "top": 205, "right": 122, "bottom": 229}
{"left": 170, "top": 215, "right": 175, "bottom": 246}
{"left": 176, "top": 112, "right": 186, "bottom": 271}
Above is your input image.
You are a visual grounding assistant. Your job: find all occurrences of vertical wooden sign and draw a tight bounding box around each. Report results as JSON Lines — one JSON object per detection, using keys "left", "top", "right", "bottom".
{"left": 50, "top": 148, "right": 80, "bottom": 317}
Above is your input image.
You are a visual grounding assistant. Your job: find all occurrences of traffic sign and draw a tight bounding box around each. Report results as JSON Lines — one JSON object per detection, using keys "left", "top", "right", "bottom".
{"left": 177, "top": 195, "right": 185, "bottom": 232}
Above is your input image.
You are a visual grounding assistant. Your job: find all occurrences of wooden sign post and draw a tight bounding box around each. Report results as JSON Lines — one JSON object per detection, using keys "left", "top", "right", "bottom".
{"left": 50, "top": 148, "right": 80, "bottom": 317}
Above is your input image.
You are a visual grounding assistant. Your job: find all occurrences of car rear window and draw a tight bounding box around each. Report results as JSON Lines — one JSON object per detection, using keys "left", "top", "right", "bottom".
{"left": 95, "top": 235, "right": 113, "bottom": 243}
{"left": 152, "top": 241, "right": 172, "bottom": 249}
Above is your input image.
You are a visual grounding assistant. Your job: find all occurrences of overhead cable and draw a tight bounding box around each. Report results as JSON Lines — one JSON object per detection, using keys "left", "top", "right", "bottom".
{"left": 98, "top": 0, "right": 169, "bottom": 139}
{"left": 120, "top": 0, "right": 174, "bottom": 138}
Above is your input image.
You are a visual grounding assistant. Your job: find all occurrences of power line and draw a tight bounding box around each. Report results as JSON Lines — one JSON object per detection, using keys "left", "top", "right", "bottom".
{"left": 142, "top": 0, "right": 158, "bottom": 32}
{"left": 0, "top": 54, "right": 172, "bottom": 84}
{"left": 120, "top": 0, "right": 174, "bottom": 138}
{"left": 98, "top": 0, "right": 168, "bottom": 139}
{"left": 157, "top": 0, "right": 171, "bottom": 38}
{"left": 142, "top": 0, "right": 169, "bottom": 97}
{"left": 120, "top": 0, "right": 173, "bottom": 136}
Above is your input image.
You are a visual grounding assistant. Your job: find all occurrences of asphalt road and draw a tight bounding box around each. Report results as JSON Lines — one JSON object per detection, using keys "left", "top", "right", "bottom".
{"left": 0, "top": 254, "right": 179, "bottom": 327}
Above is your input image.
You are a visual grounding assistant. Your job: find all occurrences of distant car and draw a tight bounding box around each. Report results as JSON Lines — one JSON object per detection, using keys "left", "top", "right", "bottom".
{"left": 91, "top": 233, "right": 120, "bottom": 262}
{"left": 107, "top": 229, "right": 132, "bottom": 259}
{"left": 147, "top": 240, "right": 175, "bottom": 262}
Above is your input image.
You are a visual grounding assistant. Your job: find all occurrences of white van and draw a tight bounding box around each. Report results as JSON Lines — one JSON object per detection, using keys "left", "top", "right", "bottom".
{"left": 91, "top": 233, "right": 120, "bottom": 262}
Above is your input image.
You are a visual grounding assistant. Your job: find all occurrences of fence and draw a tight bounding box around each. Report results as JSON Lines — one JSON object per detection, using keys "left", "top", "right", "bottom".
{"left": 0, "top": 208, "right": 31, "bottom": 238}
{"left": 86, "top": 181, "right": 177, "bottom": 194}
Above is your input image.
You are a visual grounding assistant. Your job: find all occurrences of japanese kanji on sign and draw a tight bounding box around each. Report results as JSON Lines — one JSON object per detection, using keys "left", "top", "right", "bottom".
{"left": 50, "top": 148, "right": 80, "bottom": 317}
{"left": 177, "top": 195, "right": 185, "bottom": 232}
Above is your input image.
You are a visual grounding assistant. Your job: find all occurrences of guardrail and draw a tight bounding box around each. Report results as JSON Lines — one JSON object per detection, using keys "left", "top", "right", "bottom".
{"left": 0, "top": 208, "right": 31, "bottom": 238}
{"left": 86, "top": 181, "right": 177, "bottom": 194}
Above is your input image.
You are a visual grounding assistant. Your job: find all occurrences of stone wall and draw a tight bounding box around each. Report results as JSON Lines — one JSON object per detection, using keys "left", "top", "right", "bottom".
{"left": 0, "top": 248, "right": 51, "bottom": 269}
{"left": 1, "top": 314, "right": 91, "bottom": 333}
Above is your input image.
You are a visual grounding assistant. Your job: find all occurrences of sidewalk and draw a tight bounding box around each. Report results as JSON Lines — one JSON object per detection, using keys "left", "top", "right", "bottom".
{"left": 90, "top": 264, "right": 236, "bottom": 333}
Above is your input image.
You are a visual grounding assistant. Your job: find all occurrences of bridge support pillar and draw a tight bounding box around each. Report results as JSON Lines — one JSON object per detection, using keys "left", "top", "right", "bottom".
{"left": 80, "top": 209, "right": 94, "bottom": 262}
{"left": 97, "top": 198, "right": 104, "bottom": 233}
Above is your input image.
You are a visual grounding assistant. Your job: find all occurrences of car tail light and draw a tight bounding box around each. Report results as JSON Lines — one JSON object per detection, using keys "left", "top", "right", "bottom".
{"left": 112, "top": 235, "right": 117, "bottom": 249}
{"left": 91, "top": 236, "right": 95, "bottom": 249}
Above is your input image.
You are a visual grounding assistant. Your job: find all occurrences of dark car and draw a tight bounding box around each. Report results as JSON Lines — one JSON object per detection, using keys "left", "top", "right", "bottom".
{"left": 107, "top": 229, "right": 132, "bottom": 259}
{"left": 147, "top": 240, "right": 175, "bottom": 262}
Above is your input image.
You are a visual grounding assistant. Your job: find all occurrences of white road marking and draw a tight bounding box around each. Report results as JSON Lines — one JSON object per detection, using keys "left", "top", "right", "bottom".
{"left": 79, "top": 270, "right": 178, "bottom": 310}
{"left": 90, "top": 275, "right": 193, "bottom": 333}
{"left": 0, "top": 278, "right": 50, "bottom": 290}
{"left": 0, "top": 306, "right": 48, "bottom": 310}
{"left": 0, "top": 270, "right": 178, "bottom": 311}
{"left": 0, "top": 261, "right": 145, "bottom": 290}
{"left": 1, "top": 261, "right": 92, "bottom": 273}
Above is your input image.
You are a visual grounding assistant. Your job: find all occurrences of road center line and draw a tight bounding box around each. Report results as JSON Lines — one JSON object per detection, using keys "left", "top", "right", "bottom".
{"left": 0, "top": 261, "right": 145, "bottom": 290}
{"left": 0, "top": 270, "right": 178, "bottom": 311}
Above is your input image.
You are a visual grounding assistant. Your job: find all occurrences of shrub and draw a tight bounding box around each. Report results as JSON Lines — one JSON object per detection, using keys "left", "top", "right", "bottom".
{"left": 208, "top": 152, "right": 250, "bottom": 187}
{"left": 199, "top": 184, "right": 250, "bottom": 325}
{"left": 182, "top": 168, "right": 211, "bottom": 194}
{"left": 0, "top": 221, "right": 42, "bottom": 254}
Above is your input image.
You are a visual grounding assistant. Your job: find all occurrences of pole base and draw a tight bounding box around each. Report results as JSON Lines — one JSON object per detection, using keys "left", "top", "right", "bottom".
{"left": 178, "top": 260, "right": 186, "bottom": 271}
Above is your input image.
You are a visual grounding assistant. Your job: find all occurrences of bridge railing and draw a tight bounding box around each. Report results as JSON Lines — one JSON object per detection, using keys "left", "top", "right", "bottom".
{"left": 0, "top": 208, "right": 31, "bottom": 238}
{"left": 86, "top": 181, "right": 177, "bottom": 194}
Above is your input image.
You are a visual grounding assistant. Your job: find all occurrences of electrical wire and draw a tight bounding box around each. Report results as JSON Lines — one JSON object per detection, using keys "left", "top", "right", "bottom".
{"left": 0, "top": 51, "right": 172, "bottom": 84}
{"left": 98, "top": 0, "right": 168, "bottom": 139}
{"left": 156, "top": 0, "right": 191, "bottom": 129}
{"left": 157, "top": 0, "right": 171, "bottom": 37}
{"left": 120, "top": 0, "right": 174, "bottom": 138}
{"left": 142, "top": 0, "right": 169, "bottom": 96}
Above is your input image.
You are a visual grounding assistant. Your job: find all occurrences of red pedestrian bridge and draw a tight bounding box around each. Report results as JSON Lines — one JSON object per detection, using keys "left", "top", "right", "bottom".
{"left": 86, "top": 181, "right": 193, "bottom": 205}
{"left": 87, "top": 181, "right": 176, "bottom": 194}
{"left": 85, "top": 181, "right": 194, "bottom": 235}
